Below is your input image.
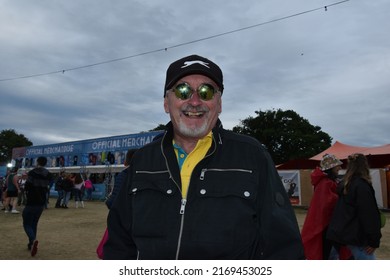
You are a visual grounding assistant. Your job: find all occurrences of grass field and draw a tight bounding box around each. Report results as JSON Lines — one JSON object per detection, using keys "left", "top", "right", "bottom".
{"left": 0, "top": 200, "right": 388, "bottom": 260}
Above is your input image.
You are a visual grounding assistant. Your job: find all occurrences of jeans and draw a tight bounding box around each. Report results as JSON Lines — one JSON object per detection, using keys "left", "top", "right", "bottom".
{"left": 348, "top": 245, "right": 376, "bottom": 260}
{"left": 85, "top": 188, "right": 93, "bottom": 200}
{"left": 63, "top": 191, "right": 71, "bottom": 206}
{"left": 22, "top": 205, "right": 44, "bottom": 246}
{"left": 73, "top": 189, "right": 83, "bottom": 202}
{"left": 55, "top": 190, "right": 64, "bottom": 207}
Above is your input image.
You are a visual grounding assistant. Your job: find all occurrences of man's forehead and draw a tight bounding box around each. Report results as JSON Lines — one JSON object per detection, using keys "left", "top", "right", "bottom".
{"left": 176, "top": 74, "right": 217, "bottom": 85}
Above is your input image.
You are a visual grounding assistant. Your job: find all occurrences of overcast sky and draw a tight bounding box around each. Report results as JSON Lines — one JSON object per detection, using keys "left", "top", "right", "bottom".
{"left": 1, "top": 0, "right": 389, "bottom": 148}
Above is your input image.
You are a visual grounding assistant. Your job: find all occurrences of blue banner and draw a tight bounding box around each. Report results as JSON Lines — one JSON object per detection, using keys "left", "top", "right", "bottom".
{"left": 14, "top": 131, "right": 164, "bottom": 168}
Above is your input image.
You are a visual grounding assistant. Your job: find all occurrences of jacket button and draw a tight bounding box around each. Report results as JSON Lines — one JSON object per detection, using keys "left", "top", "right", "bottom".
{"left": 166, "top": 189, "right": 173, "bottom": 194}
{"left": 132, "top": 188, "right": 137, "bottom": 192}
{"left": 200, "top": 189, "right": 206, "bottom": 195}
{"left": 244, "top": 191, "right": 250, "bottom": 197}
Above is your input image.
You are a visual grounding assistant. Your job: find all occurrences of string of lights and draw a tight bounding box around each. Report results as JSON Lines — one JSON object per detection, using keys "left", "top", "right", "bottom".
{"left": 0, "top": 0, "right": 349, "bottom": 82}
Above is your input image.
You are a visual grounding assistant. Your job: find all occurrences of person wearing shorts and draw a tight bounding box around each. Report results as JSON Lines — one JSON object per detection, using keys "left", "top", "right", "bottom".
{"left": 3, "top": 168, "right": 20, "bottom": 214}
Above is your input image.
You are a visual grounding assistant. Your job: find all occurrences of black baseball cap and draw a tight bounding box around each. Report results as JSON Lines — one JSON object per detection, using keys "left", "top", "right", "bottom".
{"left": 164, "top": 54, "right": 224, "bottom": 96}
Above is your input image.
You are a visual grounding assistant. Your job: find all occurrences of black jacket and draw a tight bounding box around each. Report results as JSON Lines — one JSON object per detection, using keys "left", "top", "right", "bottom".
{"left": 327, "top": 177, "right": 382, "bottom": 248}
{"left": 25, "top": 167, "right": 51, "bottom": 206}
{"left": 104, "top": 120, "right": 304, "bottom": 259}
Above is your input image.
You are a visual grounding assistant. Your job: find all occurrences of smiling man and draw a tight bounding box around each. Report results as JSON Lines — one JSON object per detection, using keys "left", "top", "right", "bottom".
{"left": 104, "top": 54, "right": 304, "bottom": 260}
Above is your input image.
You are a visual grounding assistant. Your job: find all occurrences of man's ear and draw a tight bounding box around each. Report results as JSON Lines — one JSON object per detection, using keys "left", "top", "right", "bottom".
{"left": 164, "top": 98, "right": 169, "bottom": 113}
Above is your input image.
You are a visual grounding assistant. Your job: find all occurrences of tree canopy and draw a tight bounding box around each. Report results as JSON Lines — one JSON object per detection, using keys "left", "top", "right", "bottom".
{"left": 232, "top": 109, "right": 332, "bottom": 165}
{"left": 0, "top": 129, "right": 33, "bottom": 165}
{"left": 149, "top": 124, "right": 166, "bottom": 131}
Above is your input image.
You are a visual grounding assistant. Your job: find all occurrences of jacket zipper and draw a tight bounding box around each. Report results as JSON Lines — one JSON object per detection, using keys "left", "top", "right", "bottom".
{"left": 199, "top": 168, "right": 253, "bottom": 180}
{"left": 175, "top": 198, "right": 186, "bottom": 259}
{"left": 160, "top": 138, "right": 185, "bottom": 259}
{"left": 179, "top": 198, "right": 187, "bottom": 214}
{"left": 161, "top": 132, "right": 219, "bottom": 259}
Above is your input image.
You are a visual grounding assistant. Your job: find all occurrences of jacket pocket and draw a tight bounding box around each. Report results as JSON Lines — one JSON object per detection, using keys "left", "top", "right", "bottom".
{"left": 189, "top": 168, "right": 259, "bottom": 248}
{"left": 198, "top": 168, "right": 257, "bottom": 200}
{"left": 130, "top": 170, "right": 177, "bottom": 238}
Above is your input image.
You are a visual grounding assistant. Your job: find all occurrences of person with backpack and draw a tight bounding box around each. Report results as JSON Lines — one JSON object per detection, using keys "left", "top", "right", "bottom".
{"left": 23, "top": 156, "right": 52, "bottom": 256}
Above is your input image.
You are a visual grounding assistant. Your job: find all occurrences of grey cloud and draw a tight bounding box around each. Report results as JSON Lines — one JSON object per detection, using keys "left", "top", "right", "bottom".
{"left": 1, "top": 0, "right": 389, "bottom": 148}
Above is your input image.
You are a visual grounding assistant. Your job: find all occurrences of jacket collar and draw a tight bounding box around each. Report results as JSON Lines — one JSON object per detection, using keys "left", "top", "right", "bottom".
{"left": 160, "top": 119, "right": 223, "bottom": 186}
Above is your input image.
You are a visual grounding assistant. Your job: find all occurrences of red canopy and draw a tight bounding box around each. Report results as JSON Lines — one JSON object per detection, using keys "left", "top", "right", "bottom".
{"left": 310, "top": 141, "right": 390, "bottom": 160}
{"left": 277, "top": 141, "right": 390, "bottom": 170}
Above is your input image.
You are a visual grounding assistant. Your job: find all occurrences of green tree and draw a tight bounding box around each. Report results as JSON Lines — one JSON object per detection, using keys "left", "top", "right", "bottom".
{"left": 149, "top": 124, "right": 166, "bottom": 131}
{"left": 232, "top": 109, "right": 332, "bottom": 164}
{"left": 0, "top": 129, "right": 33, "bottom": 165}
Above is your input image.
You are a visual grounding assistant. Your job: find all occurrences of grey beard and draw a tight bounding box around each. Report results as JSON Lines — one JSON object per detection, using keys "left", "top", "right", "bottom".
{"left": 177, "top": 120, "right": 209, "bottom": 138}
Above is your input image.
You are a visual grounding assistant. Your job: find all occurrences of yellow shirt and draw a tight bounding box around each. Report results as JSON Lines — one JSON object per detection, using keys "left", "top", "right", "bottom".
{"left": 173, "top": 132, "right": 212, "bottom": 199}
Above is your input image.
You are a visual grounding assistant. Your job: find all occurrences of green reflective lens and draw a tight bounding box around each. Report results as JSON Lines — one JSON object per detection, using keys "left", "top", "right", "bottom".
{"left": 173, "top": 83, "right": 217, "bottom": 101}
{"left": 175, "top": 83, "right": 192, "bottom": 99}
{"left": 198, "top": 84, "right": 214, "bottom": 100}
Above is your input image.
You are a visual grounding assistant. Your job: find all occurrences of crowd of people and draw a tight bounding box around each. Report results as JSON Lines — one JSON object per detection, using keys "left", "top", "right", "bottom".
{"left": 1, "top": 161, "right": 96, "bottom": 257}
{"left": 1, "top": 169, "right": 94, "bottom": 212}
{"left": 53, "top": 172, "right": 94, "bottom": 209}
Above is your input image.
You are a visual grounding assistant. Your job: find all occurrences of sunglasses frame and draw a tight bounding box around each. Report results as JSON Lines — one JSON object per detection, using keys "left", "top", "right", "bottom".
{"left": 167, "top": 82, "right": 221, "bottom": 101}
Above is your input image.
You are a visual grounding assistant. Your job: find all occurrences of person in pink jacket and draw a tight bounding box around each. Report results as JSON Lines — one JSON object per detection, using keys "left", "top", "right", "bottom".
{"left": 83, "top": 177, "right": 94, "bottom": 201}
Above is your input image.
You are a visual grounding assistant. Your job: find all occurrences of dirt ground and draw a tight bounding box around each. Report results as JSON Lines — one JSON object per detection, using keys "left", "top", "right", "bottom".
{"left": 0, "top": 200, "right": 388, "bottom": 260}
{"left": 0, "top": 200, "right": 108, "bottom": 260}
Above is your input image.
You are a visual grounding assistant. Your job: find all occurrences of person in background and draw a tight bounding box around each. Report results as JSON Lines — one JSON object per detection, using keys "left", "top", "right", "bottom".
{"left": 73, "top": 173, "right": 84, "bottom": 208}
{"left": 104, "top": 54, "right": 304, "bottom": 260}
{"left": 23, "top": 156, "right": 51, "bottom": 257}
{"left": 0, "top": 176, "right": 4, "bottom": 208}
{"left": 327, "top": 153, "right": 382, "bottom": 260}
{"left": 45, "top": 177, "right": 54, "bottom": 209}
{"left": 84, "top": 175, "right": 94, "bottom": 201}
{"left": 301, "top": 154, "right": 347, "bottom": 259}
{"left": 60, "top": 173, "right": 74, "bottom": 209}
{"left": 1, "top": 172, "right": 10, "bottom": 210}
{"left": 3, "top": 167, "right": 20, "bottom": 214}
{"left": 17, "top": 172, "right": 28, "bottom": 206}
{"left": 54, "top": 172, "right": 65, "bottom": 208}
{"left": 105, "top": 149, "right": 135, "bottom": 209}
